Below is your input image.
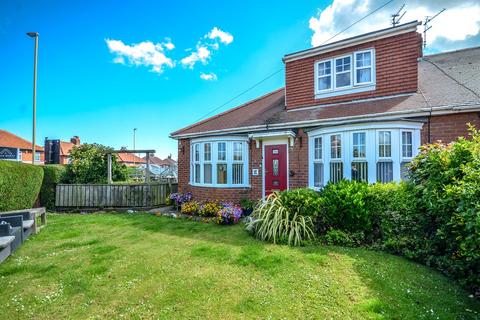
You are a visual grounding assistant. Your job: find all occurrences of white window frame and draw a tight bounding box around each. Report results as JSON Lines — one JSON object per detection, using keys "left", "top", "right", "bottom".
{"left": 190, "top": 137, "right": 249, "bottom": 188}
{"left": 377, "top": 131, "right": 392, "bottom": 160}
{"left": 308, "top": 121, "right": 423, "bottom": 188}
{"left": 314, "top": 48, "right": 376, "bottom": 99}
{"left": 313, "top": 137, "right": 323, "bottom": 189}
{"left": 203, "top": 143, "right": 212, "bottom": 184}
{"left": 354, "top": 49, "right": 374, "bottom": 86}
{"left": 315, "top": 60, "right": 333, "bottom": 93}
{"left": 401, "top": 130, "right": 414, "bottom": 161}
{"left": 334, "top": 55, "right": 352, "bottom": 90}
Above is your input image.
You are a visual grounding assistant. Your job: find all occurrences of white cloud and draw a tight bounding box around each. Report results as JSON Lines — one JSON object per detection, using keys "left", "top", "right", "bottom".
{"left": 180, "top": 27, "right": 234, "bottom": 68}
{"left": 200, "top": 72, "right": 218, "bottom": 81}
{"left": 181, "top": 46, "right": 211, "bottom": 69}
{"left": 105, "top": 39, "right": 175, "bottom": 73}
{"left": 207, "top": 27, "right": 234, "bottom": 45}
{"left": 163, "top": 38, "right": 175, "bottom": 50}
{"left": 309, "top": 0, "right": 480, "bottom": 52}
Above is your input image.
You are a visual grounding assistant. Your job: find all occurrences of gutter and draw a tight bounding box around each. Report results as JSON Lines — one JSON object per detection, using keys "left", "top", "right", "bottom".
{"left": 170, "top": 103, "right": 480, "bottom": 139}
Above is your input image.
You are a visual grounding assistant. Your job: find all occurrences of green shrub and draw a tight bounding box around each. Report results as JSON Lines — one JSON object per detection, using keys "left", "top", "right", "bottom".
{"left": 64, "top": 143, "right": 128, "bottom": 184}
{"left": 406, "top": 125, "right": 480, "bottom": 293}
{"left": 246, "top": 193, "right": 314, "bottom": 246}
{"left": 366, "top": 182, "right": 419, "bottom": 250}
{"left": 40, "top": 165, "right": 67, "bottom": 210}
{"left": 318, "top": 180, "right": 370, "bottom": 234}
{"left": 279, "top": 188, "right": 322, "bottom": 219}
{"left": 0, "top": 161, "right": 44, "bottom": 211}
{"left": 323, "top": 229, "right": 364, "bottom": 247}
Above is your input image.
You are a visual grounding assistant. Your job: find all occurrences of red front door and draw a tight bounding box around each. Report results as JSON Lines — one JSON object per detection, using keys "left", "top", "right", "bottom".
{"left": 265, "top": 144, "right": 287, "bottom": 195}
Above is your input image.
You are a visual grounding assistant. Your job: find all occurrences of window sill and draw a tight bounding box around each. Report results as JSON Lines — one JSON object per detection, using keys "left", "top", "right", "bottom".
{"left": 189, "top": 183, "right": 251, "bottom": 189}
{"left": 315, "top": 84, "right": 375, "bottom": 100}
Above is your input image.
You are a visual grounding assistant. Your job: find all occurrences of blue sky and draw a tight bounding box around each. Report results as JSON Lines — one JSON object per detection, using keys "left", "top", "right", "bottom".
{"left": 1, "top": 0, "right": 479, "bottom": 159}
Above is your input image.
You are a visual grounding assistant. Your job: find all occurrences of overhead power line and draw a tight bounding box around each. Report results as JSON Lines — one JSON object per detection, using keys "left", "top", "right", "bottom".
{"left": 193, "top": 0, "right": 397, "bottom": 123}
{"left": 321, "top": 0, "right": 396, "bottom": 45}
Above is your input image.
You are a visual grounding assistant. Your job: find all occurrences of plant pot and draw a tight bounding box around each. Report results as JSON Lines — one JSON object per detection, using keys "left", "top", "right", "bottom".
{"left": 243, "top": 208, "right": 253, "bottom": 216}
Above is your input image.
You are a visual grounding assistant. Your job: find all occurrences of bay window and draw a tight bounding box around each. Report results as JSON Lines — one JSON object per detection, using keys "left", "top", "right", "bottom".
{"left": 191, "top": 138, "right": 249, "bottom": 187}
{"left": 314, "top": 49, "right": 375, "bottom": 98}
{"left": 309, "top": 122, "right": 422, "bottom": 189}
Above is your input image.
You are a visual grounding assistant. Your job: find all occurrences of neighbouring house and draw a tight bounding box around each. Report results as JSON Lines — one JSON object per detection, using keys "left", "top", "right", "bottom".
{"left": 117, "top": 152, "right": 146, "bottom": 167}
{"left": 170, "top": 21, "right": 480, "bottom": 203}
{"left": 0, "top": 129, "right": 44, "bottom": 164}
{"left": 145, "top": 154, "right": 177, "bottom": 170}
{"left": 44, "top": 136, "right": 81, "bottom": 164}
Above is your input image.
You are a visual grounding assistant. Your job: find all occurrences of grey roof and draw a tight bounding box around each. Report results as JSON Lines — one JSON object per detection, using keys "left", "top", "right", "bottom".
{"left": 171, "top": 46, "right": 480, "bottom": 138}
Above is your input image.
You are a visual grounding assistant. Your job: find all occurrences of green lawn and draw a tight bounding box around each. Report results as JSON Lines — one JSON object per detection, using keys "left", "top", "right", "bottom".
{"left": 1, "top": 213, "right": 478, "bottom": 319}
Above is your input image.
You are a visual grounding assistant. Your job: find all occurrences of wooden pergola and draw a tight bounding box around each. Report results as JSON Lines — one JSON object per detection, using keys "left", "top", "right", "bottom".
{"left": 106, "top": 149, "right": 155, "bottom": 184}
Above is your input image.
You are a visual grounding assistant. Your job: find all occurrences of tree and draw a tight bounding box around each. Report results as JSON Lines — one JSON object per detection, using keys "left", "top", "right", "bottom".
{"left": 64, "top": 143, "right": 128, "bottom": 184}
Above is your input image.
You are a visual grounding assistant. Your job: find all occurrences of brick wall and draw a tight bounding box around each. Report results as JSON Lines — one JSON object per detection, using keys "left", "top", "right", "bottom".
{"left": 421, "top": 112, "right": 480, "bottom": 144}
{"left": 288, "top": 129, "right": 308, "bottom": 189}
{"left": 285, "top": 31, "right": 422, "bottom": 109}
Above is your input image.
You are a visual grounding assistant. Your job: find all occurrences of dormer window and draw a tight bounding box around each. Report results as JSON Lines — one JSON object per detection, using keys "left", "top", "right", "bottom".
{"left": 317, "top": 61, "right": 332, "bottom": 91}
{"left": 314, "top": 48, "right": 375, "bottom": 99}
{"left": 335, "top": 56, "right": 351, "bottom": 88}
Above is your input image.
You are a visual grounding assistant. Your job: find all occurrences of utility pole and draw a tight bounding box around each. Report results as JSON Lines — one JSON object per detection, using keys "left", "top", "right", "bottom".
{"left": 27, "top": 32, "right": 39, "bottom": 164}
{"left": 423, "top": 9, "right": 446, "bottom": 49}
{"left": 133, "top": 128, "right": 137, "bottom": 166}
{"left": 391, "top": 4, "right": 406, "bottom": 27}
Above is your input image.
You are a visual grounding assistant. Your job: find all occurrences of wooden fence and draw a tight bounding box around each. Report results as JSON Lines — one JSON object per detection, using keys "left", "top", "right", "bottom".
{"left": 55, "top": 183, "right": 178, "bottom": 209}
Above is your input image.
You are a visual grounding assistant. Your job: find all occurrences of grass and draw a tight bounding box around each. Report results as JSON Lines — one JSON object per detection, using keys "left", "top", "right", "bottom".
{"left": 0, "top": 213, "right": 479, "bottom": 319}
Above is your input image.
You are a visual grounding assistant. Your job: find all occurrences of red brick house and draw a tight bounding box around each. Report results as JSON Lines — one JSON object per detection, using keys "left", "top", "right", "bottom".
{"left": 170, "top": 21, "right": 480, "bottom": 203}
{"left": 0, "top": 129, "right": 44, "bottom": 164}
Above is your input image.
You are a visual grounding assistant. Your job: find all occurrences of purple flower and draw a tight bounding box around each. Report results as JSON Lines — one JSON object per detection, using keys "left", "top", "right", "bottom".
{"left": 216, "top": 202, "right": 243, "bottom": 225}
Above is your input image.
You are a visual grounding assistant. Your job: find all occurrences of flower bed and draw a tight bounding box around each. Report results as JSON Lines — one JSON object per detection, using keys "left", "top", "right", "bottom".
{"left": 171, "top": 194, "right": 244, "bottom": 225}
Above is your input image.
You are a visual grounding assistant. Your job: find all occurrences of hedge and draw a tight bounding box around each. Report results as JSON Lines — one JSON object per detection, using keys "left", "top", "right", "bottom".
{"left": 40, "top": 165, "right": 67, "bottom": 210}
{"left": 0, "top": 161, "right": 44, "bottom": 211}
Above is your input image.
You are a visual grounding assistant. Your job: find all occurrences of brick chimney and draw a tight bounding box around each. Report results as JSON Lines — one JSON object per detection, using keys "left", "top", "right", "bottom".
{"left": 70, "top": 136, "right": 81, "bottom": 145}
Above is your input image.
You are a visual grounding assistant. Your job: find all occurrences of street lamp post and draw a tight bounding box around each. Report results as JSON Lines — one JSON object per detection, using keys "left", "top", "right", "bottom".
{"left": 27, "top": 32, "right": 39, "bottom": 164}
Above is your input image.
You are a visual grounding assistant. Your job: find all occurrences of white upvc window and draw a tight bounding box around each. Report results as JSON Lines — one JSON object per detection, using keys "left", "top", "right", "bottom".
{"left": 190, "top": 138, "right": 249, "bottom": 188}
{"left": 193, "top": 144, "right": 201, "bottom": 183}
{"left": 352, "top": 132, "right": 368, "bottom": 182}
{"left": 354, "top": 50, "right": 373, "bottom": 85}
{"left": 308, "top": 122, "right": 422, "bottom": 188}
{"left": 316, "top": 60, "right": 332, "bottom": 91}
{"left": 217, "top": 142, "right": 227, "bottom": 184}
{"left": 313, "top": 137, "right": 323, "bottom": 188}
{"left": 377, "top": 131, "right": 393, "bottom": 183}
{"left": 203, "top": 143, "right": 212, "bottom": 184}
{"left": 335, "top": 55, "right": 352, "bottom": 89}
{"left": 330, "top": 134, "right": 343, "bottom": 183}
{"left": 401, "top": 131, "right": 413, "bottom": 159}
{"left": 400, "top": 130, "right": 414, "bottom": 180}
{"left": 314, "top": 48, "right": 375, "bottom": 98}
